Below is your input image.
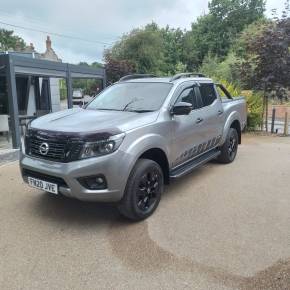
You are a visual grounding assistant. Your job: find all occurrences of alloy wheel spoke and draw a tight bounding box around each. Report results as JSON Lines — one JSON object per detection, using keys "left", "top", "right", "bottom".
{"left": 136, "top": 168, "right": 160, "bottom": 212}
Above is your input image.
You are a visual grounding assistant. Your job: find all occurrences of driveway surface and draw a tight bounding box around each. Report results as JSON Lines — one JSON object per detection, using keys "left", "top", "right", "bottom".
{"left": 0, "top": 135, "right": 290, "bottom": 290}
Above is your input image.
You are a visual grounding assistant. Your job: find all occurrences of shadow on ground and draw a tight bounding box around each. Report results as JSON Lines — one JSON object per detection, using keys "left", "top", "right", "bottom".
{"left": 31, "top": 193, "right": 120, "bottom": 228}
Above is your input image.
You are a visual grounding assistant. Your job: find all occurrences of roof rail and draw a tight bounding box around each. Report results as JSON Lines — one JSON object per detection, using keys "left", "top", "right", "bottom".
{"left": 119, "top": 74, "right": 157, "bottom": 82}
{"left": 170, "top": 72, "right": 206, "bottom": 82}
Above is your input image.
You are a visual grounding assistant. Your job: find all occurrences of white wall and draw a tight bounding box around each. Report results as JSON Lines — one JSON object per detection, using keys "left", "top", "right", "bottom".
{"left": 26, "top": 84, "right": 36, "bottom": 116}
{"left": 50, "top": 78, "right": 61, "bottom": 112}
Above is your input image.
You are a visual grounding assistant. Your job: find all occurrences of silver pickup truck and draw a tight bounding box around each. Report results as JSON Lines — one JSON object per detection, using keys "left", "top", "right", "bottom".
{"left": 20, "top": 73, "right": 247, "bottom": 221}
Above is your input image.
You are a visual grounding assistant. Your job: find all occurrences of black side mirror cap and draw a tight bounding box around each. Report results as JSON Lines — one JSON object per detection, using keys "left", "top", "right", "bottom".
{"left": 171, "top": 102, "right": 192, "bottom": 115}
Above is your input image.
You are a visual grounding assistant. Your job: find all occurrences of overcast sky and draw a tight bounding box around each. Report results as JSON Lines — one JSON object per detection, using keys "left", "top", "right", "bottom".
{"left": 0, "top": 0, "right": 286, "bottom": 64}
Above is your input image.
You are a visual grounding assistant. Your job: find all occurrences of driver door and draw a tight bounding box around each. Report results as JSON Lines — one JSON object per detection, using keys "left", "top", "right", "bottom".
{"left": 170, "top": 82, "right": 205, "bottom": 168}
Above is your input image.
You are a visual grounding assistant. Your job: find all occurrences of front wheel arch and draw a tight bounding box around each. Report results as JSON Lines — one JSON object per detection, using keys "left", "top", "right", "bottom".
{"left": 138, "top": 148, "right": 170, "bottom": 184}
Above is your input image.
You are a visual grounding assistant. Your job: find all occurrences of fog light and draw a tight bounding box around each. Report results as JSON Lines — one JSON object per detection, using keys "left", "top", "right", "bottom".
{"left": 78, "top": 175, "right": 107, "bottom": 190}
{"left": 96, "top": 177, "right": 104, "bottom": 185}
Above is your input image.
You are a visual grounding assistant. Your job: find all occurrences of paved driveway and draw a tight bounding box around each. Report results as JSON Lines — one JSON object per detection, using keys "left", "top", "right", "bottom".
{"left": 0, "top": 135, "right": 290, "bottom": 290}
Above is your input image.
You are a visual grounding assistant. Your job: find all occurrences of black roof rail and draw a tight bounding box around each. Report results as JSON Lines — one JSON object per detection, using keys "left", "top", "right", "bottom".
{"left": 119, "top": 74, "right": 157, "bottom": 82}
{"left": 170, "top": 72, "right": 206, "bottom": 82}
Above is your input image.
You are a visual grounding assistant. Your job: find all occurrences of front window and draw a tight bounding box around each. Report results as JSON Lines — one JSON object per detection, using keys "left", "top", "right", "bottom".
{"left": 86, "top": 82, "right": 173, "bottom": 112}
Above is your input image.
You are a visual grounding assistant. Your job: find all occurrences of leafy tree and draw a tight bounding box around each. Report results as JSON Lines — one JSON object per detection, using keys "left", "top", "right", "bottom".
{"left": 160, "top": 26, "right": 184, "bottom": 74}
{"left": 104, "top": 54, "right": 135, "bottom": 84}
{"left": 237, "top": 2, "right": 290, "bottom": 129}
{"left": 72, "top": 62, "right": 104, "bottom": 94}
{"left": 200, "top": 52, "right": 240, "bottom": 84}
{"left": 0, "top": 29, "right": 26, "bottom": 51}
{"left": 183, "top": 0, "right": 265, "bottom": 70}
{"left": 209, "top": 0, "right": 265, "bottom": 34}
{"left": 105, "top": 23, "right": 165, "bottom": 75}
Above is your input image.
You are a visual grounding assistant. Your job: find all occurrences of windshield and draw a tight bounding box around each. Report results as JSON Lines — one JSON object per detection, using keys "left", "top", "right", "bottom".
{"left": 86, "top": 82, "right": 173, "bottom": 112}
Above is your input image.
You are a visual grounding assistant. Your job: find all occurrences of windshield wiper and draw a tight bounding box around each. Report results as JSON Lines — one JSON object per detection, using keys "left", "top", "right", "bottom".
{"left": 122, "top": 97, "right": 146, "bottom": 111}
{"left": 122, "top": 98, "right": 138, "bottom": 111}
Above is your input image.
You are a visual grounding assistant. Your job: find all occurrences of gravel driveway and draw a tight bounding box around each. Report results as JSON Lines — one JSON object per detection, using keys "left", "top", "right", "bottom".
{"left": 0, "top": 135, "right": 289, "bottom": 290}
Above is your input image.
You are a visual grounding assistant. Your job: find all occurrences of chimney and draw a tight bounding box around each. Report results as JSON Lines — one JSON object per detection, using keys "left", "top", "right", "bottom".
{"left": 46, "top": 36, "right": 52, "bottom": 50}
{"left": 15, "top": 40, "right": 21, "bottom": 51}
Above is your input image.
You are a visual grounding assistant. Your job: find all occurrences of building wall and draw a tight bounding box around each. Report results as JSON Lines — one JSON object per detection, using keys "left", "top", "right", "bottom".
{"left": 50, "top": 78, "right": 61, "bottom": 112}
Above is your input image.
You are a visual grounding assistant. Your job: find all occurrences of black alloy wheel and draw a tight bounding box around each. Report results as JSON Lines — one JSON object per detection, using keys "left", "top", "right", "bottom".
{"left": 217, "top": 128, "right": 239, "bottom": 163}
{"left": 136, "top": 169, "right": 162, "bottom": 213}
{"left": 118, "top": 159, "right": 164, "bottom": 221}
{"left": 228, "top": 132, "right": 238, "bottom": 161}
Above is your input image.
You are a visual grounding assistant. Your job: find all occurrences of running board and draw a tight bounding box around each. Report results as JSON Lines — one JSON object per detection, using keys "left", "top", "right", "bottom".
{"left": 170, "top": 149, "right": 221, "bottom": 179}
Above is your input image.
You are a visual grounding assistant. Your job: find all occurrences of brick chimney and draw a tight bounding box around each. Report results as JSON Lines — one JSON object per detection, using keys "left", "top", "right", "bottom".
{"left": 46, "top": 36, "right": 52, "bottom": 50}
{"left": 41, "top": 35, "right": 61, "bottom": 62}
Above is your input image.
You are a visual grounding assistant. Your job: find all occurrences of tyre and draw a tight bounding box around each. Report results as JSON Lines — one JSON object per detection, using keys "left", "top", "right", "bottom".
{"left": 118, "top": 159, "right": 164, "bottom": 221}
{"left": 217, "top": 128, "right": 239, "bottom": 164}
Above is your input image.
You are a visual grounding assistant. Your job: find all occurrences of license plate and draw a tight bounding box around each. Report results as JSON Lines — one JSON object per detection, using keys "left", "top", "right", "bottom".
{"left": 27, "top": 177, "right": 58, "bottom": 194}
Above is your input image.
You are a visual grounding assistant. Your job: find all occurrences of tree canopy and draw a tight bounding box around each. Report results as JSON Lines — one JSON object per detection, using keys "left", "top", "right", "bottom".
{"left": 104, "top": 0, "right": 266, "bottom": 80}
{"left": 0, "top": 29, "right": 26, "bottom": 51}
{"left": 182, "top": 0, "right": 265, "bottom": 70}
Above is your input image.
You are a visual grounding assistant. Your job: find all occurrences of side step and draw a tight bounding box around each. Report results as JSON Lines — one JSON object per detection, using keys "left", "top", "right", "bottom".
{"left": 170, "top": 149, "right": 221, "bottom": 179}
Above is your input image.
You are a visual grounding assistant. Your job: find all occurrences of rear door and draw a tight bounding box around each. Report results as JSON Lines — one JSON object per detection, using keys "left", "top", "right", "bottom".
{"left": 195, "top": 82, "right": 224, "bottom": 152}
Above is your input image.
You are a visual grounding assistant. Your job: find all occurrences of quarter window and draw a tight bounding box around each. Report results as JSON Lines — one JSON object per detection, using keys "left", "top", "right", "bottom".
{"left": 199, "top": 84, "right": 217, "bottom": 106}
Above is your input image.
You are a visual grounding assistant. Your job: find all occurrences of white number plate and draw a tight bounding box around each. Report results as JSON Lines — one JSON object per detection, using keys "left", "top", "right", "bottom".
{"left": 28, "top": 177, "right": 58, "bottom": 194}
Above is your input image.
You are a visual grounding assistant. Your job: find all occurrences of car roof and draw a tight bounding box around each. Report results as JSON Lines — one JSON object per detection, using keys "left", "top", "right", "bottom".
{"left": 122, "top": 77, "right": 213, "bottom": 84}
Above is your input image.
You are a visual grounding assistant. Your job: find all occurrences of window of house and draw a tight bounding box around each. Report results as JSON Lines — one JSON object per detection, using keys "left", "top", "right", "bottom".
{"left": 199, "top": 83, "right": 217, "bottom": 106}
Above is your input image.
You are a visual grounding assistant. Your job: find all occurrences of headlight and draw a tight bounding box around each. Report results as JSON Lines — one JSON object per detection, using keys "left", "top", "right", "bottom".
{"left": 25, "top": 120, "right": 32, "bottom": 135}
{"left": 79, "top": 133, "right": 125, "bottom": 159}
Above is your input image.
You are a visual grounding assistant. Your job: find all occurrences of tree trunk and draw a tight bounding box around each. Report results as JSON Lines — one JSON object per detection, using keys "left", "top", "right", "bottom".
{"left": 261, "top": 94, "right": 266, "bottom": 131}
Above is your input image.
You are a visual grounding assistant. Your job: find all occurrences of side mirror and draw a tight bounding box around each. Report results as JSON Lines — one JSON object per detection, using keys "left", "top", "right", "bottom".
{"left": 171, "top": 102, "right": 192, "bottom": 115}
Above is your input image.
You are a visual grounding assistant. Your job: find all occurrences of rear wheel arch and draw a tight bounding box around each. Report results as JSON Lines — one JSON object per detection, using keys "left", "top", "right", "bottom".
{"left": 221, "top": 111, "right": 242, "bottom": 146}
{"left": 230, "top": 120, "right": 241, "bottom": 144}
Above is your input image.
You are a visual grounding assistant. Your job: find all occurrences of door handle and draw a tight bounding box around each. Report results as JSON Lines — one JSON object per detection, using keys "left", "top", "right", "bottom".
{"left": 218, "top": 110, "right": 223, "bottom": 115}
{"left": 196, "top": 117, "right": 203, "bottom": 124}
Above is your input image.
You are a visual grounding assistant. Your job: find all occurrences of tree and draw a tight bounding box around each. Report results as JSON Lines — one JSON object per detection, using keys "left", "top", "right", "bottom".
{"left": 103, "top": 23, "right": 187, "bottom": 79}
{"left": 105, "top": 23, "right": 165, "bottom": 75}
{"left": 209, "top": 0, "right": 265, "bottom": 34}
{"left": 182, "top": 0, "right": 265, "bottom": 70}
{"left": 104, "top": 54, "right": 135, "bottom": 84}
{"left": 160, "top": 26, "right": 184, "bottom": 74}
{"left": 72, "top": 62, "right": 105, "bottom": 94}
{"left": 232, "top": 18, "right": 270, "bottom": 89}
{"left": 237, "top": 2, "right": 290, "bottom": 130}
{"left": 0, "top": 29, "right": 26, "bottom": 51}
{"left": 200, "top": 52, "right": 240, "bottom": 84}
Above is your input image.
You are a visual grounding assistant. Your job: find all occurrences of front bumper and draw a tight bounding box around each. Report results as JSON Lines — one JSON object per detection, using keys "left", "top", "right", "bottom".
{"left": 20, "top": 150, "right": 132, "bottom": 202}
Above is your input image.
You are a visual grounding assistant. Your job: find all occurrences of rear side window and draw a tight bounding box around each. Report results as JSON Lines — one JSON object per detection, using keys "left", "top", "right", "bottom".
{"left": 199, "top": 84, "right": 217, "bottom": 106}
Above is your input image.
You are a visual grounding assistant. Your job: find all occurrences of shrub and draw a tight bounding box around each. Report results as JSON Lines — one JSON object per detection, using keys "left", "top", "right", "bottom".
{"left": 217, "top": 80, "right": 263, "bottom": 130}
{"left": 242, "top": 90, "right": 263, "bottom": 130}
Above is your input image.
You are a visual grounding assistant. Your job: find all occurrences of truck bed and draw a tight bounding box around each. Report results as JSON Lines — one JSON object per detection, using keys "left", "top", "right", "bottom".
{"left": 222, "top": 96, "right": 247, "bottom": 130}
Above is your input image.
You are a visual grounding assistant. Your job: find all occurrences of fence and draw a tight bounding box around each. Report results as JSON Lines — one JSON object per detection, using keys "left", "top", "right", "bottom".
{"left": 265, "top": 106, "right": 289, "bottom": 135}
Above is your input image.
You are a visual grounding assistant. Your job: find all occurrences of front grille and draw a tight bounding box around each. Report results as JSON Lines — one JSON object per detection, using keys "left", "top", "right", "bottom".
{"left": 29, "top": 137, "right": 66, "bottom": 160}
{"left": 22, "top": 168, "right": 68, "bottom": 187}
{"left": 25, "top": 130, "right": 83, "bottom": 162}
